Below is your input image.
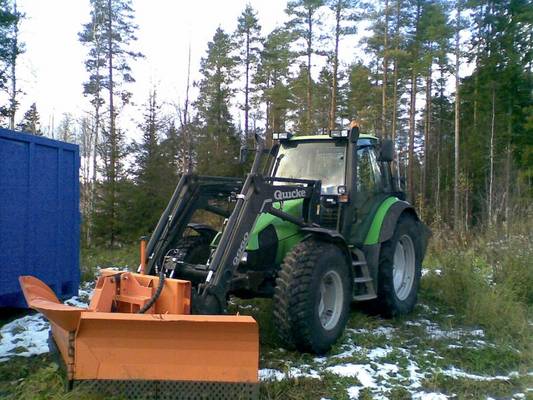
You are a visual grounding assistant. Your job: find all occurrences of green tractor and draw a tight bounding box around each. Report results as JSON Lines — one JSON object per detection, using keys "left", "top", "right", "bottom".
{"left": 145, "top": 123, "right": 430, "bottom": 354}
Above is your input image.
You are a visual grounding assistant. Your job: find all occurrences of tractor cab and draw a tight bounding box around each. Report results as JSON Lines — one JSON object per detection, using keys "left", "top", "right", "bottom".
{"left": 267, "top": 129, "right": 399, "bottom": 237}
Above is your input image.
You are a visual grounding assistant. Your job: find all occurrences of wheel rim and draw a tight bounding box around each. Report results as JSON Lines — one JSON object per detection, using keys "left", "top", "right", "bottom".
{"left": 318, "top": 270, "right": 343, "bottom": 330}
{"left": 393, "top": 234, "right": 416, "bottom": 301}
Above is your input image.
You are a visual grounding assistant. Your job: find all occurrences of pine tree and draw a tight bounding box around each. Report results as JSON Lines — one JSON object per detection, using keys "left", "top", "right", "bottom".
{"left": 255, "top": 27, "right": 294, "bottom": 143}
{"left": 366, "top": 0, "right": 394, "bottom": 138}
{"left": 129, "top": 89, "right": 175, "bottom": 236}
{"left": 418, "top": 0, "right": 451, "bottom": 207}
{"left": 286, "top": 0, "right": 326, "bottom": 133}
{"left": 0, "top": 0, "right": 23, "bottom": 128}
{"left": 290, "top": 63, "right": 314, "bottom": 132}
{"left": 82, "top": 0, "right": 143, "bottom": 246}
{"left": 326, "top": 0, "right": 359, "bottom": 129}
{"left": 405, "top": 0, "right": 423, "bottom": 203}
{"left": 235, "top": 5, "right": 262, "bottom": 140}
{"left": 315, "top": 65, "right": 332, "bottom": 132}
{"left": 16, "top": 103, "right": 41, "bottom": 135}
{"left": 79, "top": 0, "right": 107, "bottom": 230}
{"left": 57, "top": 113, "right": 76, "bottom": 142}
{"left": 343, "top": 63, "right": 380, "bottom": 131}
{"left": 195, "top": 28, "right": 241, "bottom": 176}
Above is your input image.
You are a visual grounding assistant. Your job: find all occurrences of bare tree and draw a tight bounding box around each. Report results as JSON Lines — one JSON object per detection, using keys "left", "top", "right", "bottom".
{"left": 453, "top": 0, "right": 461, "bottom": 228}
{"left": 381, "top": 0, "right": 389, "bottom": 138}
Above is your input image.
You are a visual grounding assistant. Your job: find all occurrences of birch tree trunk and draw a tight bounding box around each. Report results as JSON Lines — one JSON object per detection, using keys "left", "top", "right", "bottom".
{"left": 306, "top": 9, "right": 313, "bottom": 131}
{"left": 8, "top": 1, "right": 19, "bottom": 130}
{"left": 423, "top": 64, "right": 432, "bottom": 204}
{"left": 381, "top": 0, "right": 389, "bottom": 138}
{"left": 488, "top": 84, "right": 495, "bottom": 225}
{"left": 329, "top": 3, "right": 341, "bottom": 130}
{"left": 453, "top": 1, "right": 461, "bottom": 229}
{"left": 107, "top": 0, "right": 117, "bottom": 247}
{"left": 408, "top": 70, "right": 417, "bottom": 203}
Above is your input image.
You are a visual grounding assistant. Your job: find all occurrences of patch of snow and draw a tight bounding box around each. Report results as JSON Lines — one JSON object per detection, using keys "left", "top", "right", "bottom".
{"left": 288, "top": 366, "right": 321, "bottom": 379}
{"left": 368, "top": 346, "right": 393, "bottom": 360}
{"left": 447, "top": 344, "right": 463, "bottom": 349}
{"left": 0, "top": 285, "right": 95, "bottom": 362}
{"left": 64, "top": 282, "right": 93, "bottom": 308}
{"left": 442, "top": 367, "right": 519, "bottom": 381}
{"left": 348, "top": 326, "right": 395, "bottom": 339}
{"left": 347, "top": 385, "right": 362, "bottom": 399}
{"left": 421, "top": 268, "right": 442, "bottom": 277}
{"left": 326, "top": 363, "right": 376, "bottom": 387}
{"left": 0, "top": 314, "right": 50, "bottom": 362}
{"left": 259, "top": 366, "right": 321, "bottom": 381}
{"left": 424, "top": 319, "right": 485, "bottom": 341}
{"left": 412, "top": 392, "right": 449, "bottom": 399}
{"left": 374, "top": 362, "right": 399, "bottom": 379}
{"left": 332, "top": 343, "right": 363, "bottom": 359}
{"left": 406, "top": 360, "right": 425, "bottom": 389}
{"left": 259, "top": 368, "right": 285, "bottom": 381}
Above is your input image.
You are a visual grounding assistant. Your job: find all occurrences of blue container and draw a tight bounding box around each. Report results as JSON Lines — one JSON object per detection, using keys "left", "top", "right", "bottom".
{"left": 0, "top": 129, "right": 80, "bottom": 307}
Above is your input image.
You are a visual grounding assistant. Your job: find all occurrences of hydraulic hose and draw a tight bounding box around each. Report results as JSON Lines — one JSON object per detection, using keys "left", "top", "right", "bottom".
{"left": 137, "top": 266, "right": 165, "bottom": 314}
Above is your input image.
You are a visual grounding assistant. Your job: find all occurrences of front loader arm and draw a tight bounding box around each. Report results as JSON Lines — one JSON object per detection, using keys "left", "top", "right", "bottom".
{"left": 194, "top": 175, "right": 321, "bottom": 315}
{"left": 145, "top": 174, "right": 244, "bottom": 275}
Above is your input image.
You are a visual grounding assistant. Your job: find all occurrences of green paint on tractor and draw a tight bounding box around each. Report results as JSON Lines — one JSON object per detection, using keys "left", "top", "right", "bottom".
{"left": 364, "top": 196, "right": 399, "bottom": 245}
{"left": 247, "top": 199, "right": 304, "bottom": 263}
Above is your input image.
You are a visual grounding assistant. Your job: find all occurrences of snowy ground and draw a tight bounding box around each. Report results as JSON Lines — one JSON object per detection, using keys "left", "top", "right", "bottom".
{"left": 257, "top": 315, "right": 530, "bottom": 399}
{"left": 251, "top": 298, "right": 532, "bottom": 400}
{"left": 1, "top": 278, "right": 531, "bottom": 399}
{"left": 0, "top": 282, "right": 93, "bottom": 362}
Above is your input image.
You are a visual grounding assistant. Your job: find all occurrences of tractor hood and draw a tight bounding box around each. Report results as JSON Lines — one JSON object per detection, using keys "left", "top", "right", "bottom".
{"left": 246, "top": 199, "right": 303, "bottom": 258}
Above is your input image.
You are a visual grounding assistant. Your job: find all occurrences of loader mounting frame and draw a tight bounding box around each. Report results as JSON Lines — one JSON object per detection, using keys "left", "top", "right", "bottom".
{"left": 145, "top": 168, "right": 324, "bottom": 315}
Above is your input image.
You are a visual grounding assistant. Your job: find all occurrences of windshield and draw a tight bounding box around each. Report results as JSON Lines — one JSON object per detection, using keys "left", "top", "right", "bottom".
{"left": 274, "top": 141, "right": 346, "bottom": 194}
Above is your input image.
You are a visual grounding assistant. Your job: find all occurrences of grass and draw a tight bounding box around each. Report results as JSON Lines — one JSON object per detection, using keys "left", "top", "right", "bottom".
{"left": 1, "top": 221, "right": 532, "bottom": 399}
{"left": 80, "top": 244, "right": 138, "bottom": 282}
{"left": 422, "top": 220, "right": 532, "bottom": 350}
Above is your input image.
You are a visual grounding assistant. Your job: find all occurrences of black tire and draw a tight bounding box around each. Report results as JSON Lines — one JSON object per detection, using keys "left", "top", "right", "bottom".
{"left": 174, "top": 235, "right": 211, "bottom": 264}
{"left": 376, "top": 214, "right": 422, "bottom": 317}
{"left": 273, "top": 239, "right": 352, "bottom": 354}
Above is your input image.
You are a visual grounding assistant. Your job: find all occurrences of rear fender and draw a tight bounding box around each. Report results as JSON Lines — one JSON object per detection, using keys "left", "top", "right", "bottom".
{"left": 379, "top": 202, "right": 431, "bottom": 258}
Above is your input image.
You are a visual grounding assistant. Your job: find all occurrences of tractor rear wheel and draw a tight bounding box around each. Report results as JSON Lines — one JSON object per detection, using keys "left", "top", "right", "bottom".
{"left": 273, "top": 239, "right": 352, "bottom": 354}
{"left": 376, "top": 214, "right": 422, "bottom": 317}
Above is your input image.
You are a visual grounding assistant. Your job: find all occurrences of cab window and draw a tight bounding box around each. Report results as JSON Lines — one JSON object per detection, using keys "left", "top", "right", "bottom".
{"left": 356, "top": 146, "right": 382, "bottom": 193}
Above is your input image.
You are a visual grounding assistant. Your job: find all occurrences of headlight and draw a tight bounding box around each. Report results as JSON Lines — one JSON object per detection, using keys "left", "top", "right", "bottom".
{"left": 273, "top": 132, "right": 292, "bottom": 140}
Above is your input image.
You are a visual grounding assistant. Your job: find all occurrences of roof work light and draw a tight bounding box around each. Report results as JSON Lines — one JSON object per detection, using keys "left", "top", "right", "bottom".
{"left": 273, "top": 132, "right": 293, "bottom": 141}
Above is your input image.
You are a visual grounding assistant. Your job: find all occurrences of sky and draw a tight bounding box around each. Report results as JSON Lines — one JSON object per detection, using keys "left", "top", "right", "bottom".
{"left": 13, "top": 0, "right": 295, "bottom": 140}
{"left": 12, "top": 1, "right": 468, "bottom": 142}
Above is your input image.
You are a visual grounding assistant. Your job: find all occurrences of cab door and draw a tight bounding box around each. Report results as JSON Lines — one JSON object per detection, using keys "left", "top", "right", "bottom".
{"left": 350, "top": 144, "right": 391, "bottom": 244}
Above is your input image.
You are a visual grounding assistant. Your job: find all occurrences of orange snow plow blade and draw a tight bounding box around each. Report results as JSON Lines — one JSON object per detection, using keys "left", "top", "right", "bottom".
{"left": 19, "top": 270, "right": 259, "bottom": 399}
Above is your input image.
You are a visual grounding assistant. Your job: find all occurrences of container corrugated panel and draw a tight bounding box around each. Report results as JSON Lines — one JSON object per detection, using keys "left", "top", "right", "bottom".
{"left": 0, "top": 129, "right": 80, "bottom": 307}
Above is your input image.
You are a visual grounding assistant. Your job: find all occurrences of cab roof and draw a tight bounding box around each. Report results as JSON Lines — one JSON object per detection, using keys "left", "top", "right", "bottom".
{"left": 288, "top": 133, "right": 378, "bottom": 141}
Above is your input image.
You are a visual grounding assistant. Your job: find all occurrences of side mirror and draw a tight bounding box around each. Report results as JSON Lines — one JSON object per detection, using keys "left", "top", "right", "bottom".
{"left": 239, "top": 145, "right": 248, "bottom": 164}
{"left": 378, "top": 139, "right": 394, "bottom": 162}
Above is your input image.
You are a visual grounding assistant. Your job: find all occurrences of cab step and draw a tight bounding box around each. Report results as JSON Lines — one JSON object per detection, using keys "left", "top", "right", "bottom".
{"left": 353, "top": 293, "right": 378, "bottom": 301}
{"left": 350, "top": 249, "right": 377, "bottom": 300}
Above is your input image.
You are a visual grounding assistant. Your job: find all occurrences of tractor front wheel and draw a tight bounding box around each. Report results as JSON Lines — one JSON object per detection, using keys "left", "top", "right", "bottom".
{"left": 273, "top": 239, "right": 352, "bottom": 354}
